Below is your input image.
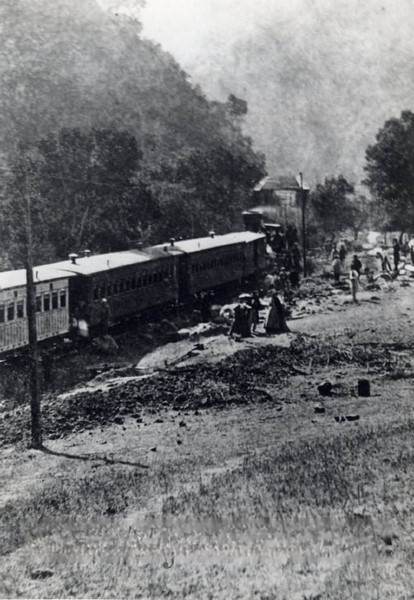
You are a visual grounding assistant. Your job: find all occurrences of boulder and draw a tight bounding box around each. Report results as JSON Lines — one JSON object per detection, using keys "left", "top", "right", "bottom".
{"left": 317, "top": 381, "right": 332, "bottom": 396}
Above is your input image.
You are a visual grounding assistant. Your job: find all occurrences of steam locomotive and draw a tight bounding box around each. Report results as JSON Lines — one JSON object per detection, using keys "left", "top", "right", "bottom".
{"left": 0, "top": 224, "right": 266, "bottom": 354}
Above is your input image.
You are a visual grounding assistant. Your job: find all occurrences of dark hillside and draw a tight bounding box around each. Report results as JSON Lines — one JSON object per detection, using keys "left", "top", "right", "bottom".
{"left": 0, "top": 0, "right": 265, "bottom": 265}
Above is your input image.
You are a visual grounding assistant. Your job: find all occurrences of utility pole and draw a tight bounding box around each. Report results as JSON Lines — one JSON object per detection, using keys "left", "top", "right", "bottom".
{"left": 298, "top": 172, "right": 309, "bottom": 278}
{"left": 24, "top": 175, "right": 42, "bottom": 449}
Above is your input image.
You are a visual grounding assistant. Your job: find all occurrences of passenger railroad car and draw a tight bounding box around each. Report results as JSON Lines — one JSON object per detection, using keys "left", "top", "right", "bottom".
{"left": 0, "top": 265, "right": 72, "bottom": 352}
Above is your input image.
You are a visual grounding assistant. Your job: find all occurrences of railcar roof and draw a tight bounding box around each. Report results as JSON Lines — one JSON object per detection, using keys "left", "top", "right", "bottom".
{"left": 0, "top": 249, "right": 164, "bottom": 289}
{"left": 153, "top": 231, "right": 265, "bottom": 255}
{"left": 0, "top": 231, "right": 265, "bottom": 290}
{"left": 51, "top": 249, "right": 165, "bottom": 276}
{"left": 0, "top": 264, "right": 76, "bottom": 291}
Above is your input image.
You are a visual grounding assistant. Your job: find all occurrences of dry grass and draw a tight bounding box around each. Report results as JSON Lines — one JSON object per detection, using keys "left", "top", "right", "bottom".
{"left": 1, "top": 418, "right": 414, "bottom": 599}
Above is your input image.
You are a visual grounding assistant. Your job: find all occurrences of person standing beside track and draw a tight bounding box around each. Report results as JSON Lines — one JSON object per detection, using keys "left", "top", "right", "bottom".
{"left": 393, "top": 238, "right": 400, "bottom": 272}
{"left": 349, "top": 268, "right": 359, "bottom": 303}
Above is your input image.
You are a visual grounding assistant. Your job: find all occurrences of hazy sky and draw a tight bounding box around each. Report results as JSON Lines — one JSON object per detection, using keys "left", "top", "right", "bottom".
{"left": 100, "top": 0, "right": 414, "bottom": 182}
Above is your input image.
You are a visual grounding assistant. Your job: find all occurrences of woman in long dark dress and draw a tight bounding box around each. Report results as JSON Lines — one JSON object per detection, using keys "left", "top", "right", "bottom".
{"left": 265, "top": 293, "right": 290, "bottom": 335}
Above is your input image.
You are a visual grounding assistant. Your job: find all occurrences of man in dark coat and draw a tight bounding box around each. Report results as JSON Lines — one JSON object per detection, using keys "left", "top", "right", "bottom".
{"left": 392, "top": 238, "right": 400, "bottom": 271}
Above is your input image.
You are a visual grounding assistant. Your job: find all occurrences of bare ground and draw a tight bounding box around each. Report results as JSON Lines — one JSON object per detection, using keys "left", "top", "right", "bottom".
{"left": 1, "top": 282, "right": 414, "bottom": 599}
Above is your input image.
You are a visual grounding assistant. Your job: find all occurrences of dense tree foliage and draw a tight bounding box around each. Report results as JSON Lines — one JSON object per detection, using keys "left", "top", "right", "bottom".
{"left": 364, "top": 110, "right": 414, "bottom": 233}
{"left": 310, "top": 176, "right": 357, "bottom": 242}
{"left": 0, "top": 0, "right": 265, "bottom": 267}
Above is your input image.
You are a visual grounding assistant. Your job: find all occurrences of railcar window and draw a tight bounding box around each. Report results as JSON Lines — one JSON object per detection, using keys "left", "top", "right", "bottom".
{"left": 0, "top": 305, "right": 4, "bottom": 323}
{"left": 36, "top": 296, "right": 42, "bottom": 312}
{"left": 94, "top": 287, "right": 99, "bottom": 300}
{"left": 113, "top": 282, "right": 119, "bottom": 295}
{"left": 17, "top": 301, "right": 24, "bottom": 319}
{"left": 119, "top": 280, "right": 125, "bottom": 293}
{"left": 60, "top": 290, "right": 66, "bottom": 308}
{"left": 43, "top": 294, "right": 50, "bottom": 312}
{"left": 125, "top": 279, "right": 131, "bottom": 291}
{"left": 107, "top": 284, "right": 113, "bottom": 296}
{"left": 7, "top": 303, "right": 14, "bottom": 321}
{"left": 52, "top": 292, "right": 58, "bottom": 310}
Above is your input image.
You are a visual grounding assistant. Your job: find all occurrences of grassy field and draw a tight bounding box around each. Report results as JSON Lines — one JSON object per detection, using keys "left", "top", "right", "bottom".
{"left": 1, "top": 414, "right": 414, "bottom": 598}
{"left": 1, "top": 285, "right": 414, "bottom": 599}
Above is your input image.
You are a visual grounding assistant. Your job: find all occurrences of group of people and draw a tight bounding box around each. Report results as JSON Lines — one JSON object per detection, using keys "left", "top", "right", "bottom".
{"left": 229, "top": 291, "right": 289, "bottom": 338}
{"left": 332, "top": 237, "right": 410, "bottom": 303}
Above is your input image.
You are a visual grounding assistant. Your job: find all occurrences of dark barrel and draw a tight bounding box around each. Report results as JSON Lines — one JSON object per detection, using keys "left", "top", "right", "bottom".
{"left": 357, "top": 379, "right": 371, "bottom": 397}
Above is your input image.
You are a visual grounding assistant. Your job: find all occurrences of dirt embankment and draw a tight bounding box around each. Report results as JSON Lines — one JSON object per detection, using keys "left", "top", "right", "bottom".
{"left": 1, "top": 328, "right": 410, "bottom": 448}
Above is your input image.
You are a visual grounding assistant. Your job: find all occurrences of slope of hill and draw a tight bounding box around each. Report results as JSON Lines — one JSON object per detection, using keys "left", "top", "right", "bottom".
{"left": 0, "top": 0, "right": 265, "bottom": 265}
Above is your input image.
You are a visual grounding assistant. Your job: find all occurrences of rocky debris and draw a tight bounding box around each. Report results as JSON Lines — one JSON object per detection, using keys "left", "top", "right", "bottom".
{"left": 380, "top": 532, "right": 398, "bottom": 546}
{"left": 346, "top": 414, "right": 360, "bottom": 422}
{"left": 0, "top": 335, "right": 397, "bottom": 447}
{"left": 30, "top": 569, "right": 54, "bottom": 580}
{"left": 295, "top": 277, "right": 335, "bottom": 300}
{"left": 334, "top": 414, "right": 360, "bottom": 423}
{"left": 177, "top": 322, "right": 225, "bottom": 341}
{"left": 92, "top": 335, "right": 119, "bottom": 355}
{"left": 317, "top": 381, "right": 332, "bottom": 397}
{"left": 160, "top": 319, "right": 178, "bottom": 334}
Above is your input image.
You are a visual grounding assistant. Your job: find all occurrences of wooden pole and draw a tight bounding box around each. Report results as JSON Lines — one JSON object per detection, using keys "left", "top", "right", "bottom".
{"left": 24, "top": 181, "right": 42, "bottom": 449}
{"left": 299, "top": 172, "right": 308, "bottom": 277}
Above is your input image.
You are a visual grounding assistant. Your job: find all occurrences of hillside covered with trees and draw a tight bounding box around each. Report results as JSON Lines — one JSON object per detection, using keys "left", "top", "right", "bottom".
{"left": 0, "top": 0, "right": 266, "bottom": 267}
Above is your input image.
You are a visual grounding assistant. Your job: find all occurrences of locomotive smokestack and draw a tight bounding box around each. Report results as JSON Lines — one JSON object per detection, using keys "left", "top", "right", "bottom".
{"left": 82, "top": 249, "right": 91, "bottom": 258}
{"left": 209, "top": 230, "right": 215, "bottom": 238}
{"left": 68, "top": 253, "right": 78, "bottom": 265}
{"left": 170, "top": 238, "right": 175, "bottom": 247}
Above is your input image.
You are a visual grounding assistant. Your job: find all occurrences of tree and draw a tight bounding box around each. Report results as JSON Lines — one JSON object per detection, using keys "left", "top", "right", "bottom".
{"left": 1, "top": 128, "right": 145, "bottom": 265}
{"left": 310, "top": 175, "right": 355, "bottom": 243}
{"left": 348, "top": 194, "right": 371, "bottom": 241}
{"left": 364, "top": 110, "right": 414, "bottom": 233}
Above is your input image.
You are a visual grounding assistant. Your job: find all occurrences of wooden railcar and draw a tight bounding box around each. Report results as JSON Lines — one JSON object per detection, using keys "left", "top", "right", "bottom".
{"left": 170, "top": 232, "right": 266, "bottom": 298}
{"left": 0, "top": 265, "right": 73, "bottom": 353}
{"left": 53, "top": 250, "right": 180, "bottom": 327}
{"left": 0, "top": 230, "right": 267, "bottom": 353}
